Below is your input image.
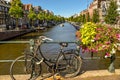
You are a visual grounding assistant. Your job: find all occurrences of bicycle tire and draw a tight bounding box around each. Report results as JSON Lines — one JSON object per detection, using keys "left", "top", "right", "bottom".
{"left": 10, "top": 54, "right": 41, "bottom": 80}
{"left": 56, "top": 53, "right": 82, "bottom": 78}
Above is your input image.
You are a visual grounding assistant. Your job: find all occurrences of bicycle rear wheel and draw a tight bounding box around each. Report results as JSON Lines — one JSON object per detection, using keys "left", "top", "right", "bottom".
{"left": 56, "top": 53, "right": 82, "bottom": 78}
{"left": 10, "top": 54, "right": 41, "bottom": 80}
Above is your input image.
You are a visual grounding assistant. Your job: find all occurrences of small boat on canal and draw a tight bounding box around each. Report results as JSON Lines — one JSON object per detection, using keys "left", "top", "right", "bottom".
{"left": 60, "top": 24, "right": 64, "bottom": 27}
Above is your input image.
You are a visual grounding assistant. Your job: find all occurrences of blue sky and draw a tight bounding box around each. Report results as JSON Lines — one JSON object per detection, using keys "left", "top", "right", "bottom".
{"left": 21, "top": 0, "right": 93, "bottom": 17}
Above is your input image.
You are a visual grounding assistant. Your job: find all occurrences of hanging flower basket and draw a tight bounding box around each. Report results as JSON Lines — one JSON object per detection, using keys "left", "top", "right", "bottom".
{"left": 76, "top": 22, "right": 120, "bottom": 54}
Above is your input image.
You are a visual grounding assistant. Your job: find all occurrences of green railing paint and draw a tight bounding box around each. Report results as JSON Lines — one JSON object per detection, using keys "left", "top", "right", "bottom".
{"left": 0, "top": 41, "right": 30, "bottom": 44}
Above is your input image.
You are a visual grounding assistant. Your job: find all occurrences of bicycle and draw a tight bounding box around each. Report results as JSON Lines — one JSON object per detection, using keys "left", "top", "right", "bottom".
{"left": 10, "top": 36, "right": 82, "bottom": 80}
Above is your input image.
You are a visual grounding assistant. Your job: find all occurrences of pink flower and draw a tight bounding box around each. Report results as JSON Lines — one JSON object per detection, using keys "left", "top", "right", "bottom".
{"left": 82, "top": 47, "right": 90, "bottom": 53}
{"left": 105, "top": 41, "right": 110, "bottom": 45}
{"left": 108, "top": 27, "right": 112, "bottom": 31}
{"left": 104, "top": 52, "right": 111, "bottom": 58}
{"left": 96, "top": 28, "right": 103, "bottom": 31}
{"left": 91, "top": 48, "right": 98, "bottom": 53}
{"left": 116, "top": 34, "right": 120, "bottom": 40}
{"left": 94, "top": 34, "right": 101, "bottom": 40}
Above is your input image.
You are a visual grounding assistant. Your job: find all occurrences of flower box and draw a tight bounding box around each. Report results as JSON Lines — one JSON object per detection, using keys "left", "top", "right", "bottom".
{"left": 76, "top": 22, "right": 120, "bottom": 54}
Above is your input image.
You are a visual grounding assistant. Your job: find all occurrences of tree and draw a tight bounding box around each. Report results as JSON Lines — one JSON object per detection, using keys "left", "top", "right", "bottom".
{"left": 92, "top": 9, "right": 99, "bottom": 23}
{"left": 37, "top": 11, "right": 45, "bottom": 21}
{"left": 78, "top": 14, "right": 83, "bottom": 24}
{"left": 105, "top": 0, "right": 119, "bottom": 24}
{"left": 86, "top": 12, "right": 90, "bottom": 22}
{"left": 9, "top": 0, "right": 23, "bottom": 29}
{"left": 47, "top": 14, "right": 53, "bottom": 21}
{"left": 38, "top": 11, "right": 52, "bottom": 26}
{"left": 82, "top": 14, "right": 86, "bottom": 24}
{"left": 28, "top": 8, "right": 37, "bottom": 27}
{"left": 69, "top": 16, "right": 73, "bottom": 21}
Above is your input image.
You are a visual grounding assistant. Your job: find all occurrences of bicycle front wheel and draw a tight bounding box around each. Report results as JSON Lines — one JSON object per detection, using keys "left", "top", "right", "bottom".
{"left": 56, "top": 53, "right": 82, "bottom": 78}
{"left": 10, "top": 54, "right": 41, "bottom": 80}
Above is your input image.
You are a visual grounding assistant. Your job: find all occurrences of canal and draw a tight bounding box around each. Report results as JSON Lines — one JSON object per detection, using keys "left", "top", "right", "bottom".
{"left": 0, "top": 22, "right": 120, "bottom": 75}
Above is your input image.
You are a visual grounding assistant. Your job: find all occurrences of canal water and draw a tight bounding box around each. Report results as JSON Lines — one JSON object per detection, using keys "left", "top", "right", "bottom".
{"left": 0, "top": 22, "right": 120, "bottom": 75}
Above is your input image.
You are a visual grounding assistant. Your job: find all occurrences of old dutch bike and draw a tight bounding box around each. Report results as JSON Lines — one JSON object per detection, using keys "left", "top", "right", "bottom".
{"left": 10, "top": 36, "right": 82, "bottom": 80}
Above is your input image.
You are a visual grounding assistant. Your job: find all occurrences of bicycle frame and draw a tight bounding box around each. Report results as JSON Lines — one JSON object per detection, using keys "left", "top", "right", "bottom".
{"left": 35, "top": 41, "right": 80, "bottom": 71}
{"left": 37, "top": 43, "right": 67, "bottom": 70}
{"left": 9, "top": 38, "right": 82, "bottom": 80}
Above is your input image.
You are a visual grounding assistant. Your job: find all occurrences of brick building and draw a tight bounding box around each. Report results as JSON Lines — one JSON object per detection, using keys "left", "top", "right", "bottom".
{"left": 86, "top": 0, "right": 120, "bottom": 22}
{"left": 22, "top": 4, "right": 33, "bottom": 26}
{"left": 0, "top": 0, "right": 10, "bottom": 30}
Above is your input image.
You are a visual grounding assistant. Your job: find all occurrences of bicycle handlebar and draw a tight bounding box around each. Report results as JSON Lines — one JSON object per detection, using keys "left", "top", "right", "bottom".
{"left": 38, "top": 36, "right": 53, "bottom": 42}
{"left": 36, "top": 36, "right": 80, "bottom": 47}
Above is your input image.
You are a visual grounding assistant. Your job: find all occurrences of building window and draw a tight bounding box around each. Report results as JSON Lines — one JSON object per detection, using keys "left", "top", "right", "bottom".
{"left": 101, "top": 1, "right": 107, "bottom": 16}
{"left": 0, "top": 6, "right": 1, "bottom": 11}
{"left": 5, "top": 8, "right": 7, "bottom": 12}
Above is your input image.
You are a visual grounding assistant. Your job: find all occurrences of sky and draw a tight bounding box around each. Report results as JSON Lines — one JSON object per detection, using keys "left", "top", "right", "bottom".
{"left": 5, "top": 0, "right": 93, "bottom": 18}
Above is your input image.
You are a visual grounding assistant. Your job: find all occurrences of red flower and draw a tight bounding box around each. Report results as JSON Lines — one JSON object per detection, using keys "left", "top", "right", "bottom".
{"left": 105, "top": 41, "right": 111, "bottom": 45}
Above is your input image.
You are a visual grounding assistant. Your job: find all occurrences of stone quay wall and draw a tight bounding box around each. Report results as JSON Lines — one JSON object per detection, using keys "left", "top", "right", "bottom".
{"left": 0, "top": 29, "right": 32, "bottom": 41}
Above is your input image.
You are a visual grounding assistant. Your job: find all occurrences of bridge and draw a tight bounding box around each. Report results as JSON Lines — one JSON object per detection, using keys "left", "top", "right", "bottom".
{"left": 0, "top": 40, "right": 120, "bottom": 80}
{"left": 0, "top": 69, "right": 120, "bottom": 80}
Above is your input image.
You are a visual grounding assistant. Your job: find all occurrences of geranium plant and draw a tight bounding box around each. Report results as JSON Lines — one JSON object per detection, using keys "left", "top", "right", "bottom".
{"left": 76, "top": 22, "right": 120, "bottom": 56}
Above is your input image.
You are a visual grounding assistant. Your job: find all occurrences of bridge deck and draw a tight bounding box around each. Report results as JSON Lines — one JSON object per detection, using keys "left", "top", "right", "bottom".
{"left": 0, "top": 69, "right": 120, "bottom": 80}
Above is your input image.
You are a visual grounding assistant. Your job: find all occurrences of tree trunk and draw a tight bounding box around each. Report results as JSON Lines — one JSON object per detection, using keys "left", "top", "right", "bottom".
{"left": 16, "top": 18, "right": 19, "bottom": 30}
{"left": 32, "top": 20, "right": 34, "bottom": 28}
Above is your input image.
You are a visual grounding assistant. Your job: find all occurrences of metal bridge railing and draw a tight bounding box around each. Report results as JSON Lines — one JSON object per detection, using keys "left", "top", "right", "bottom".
{"left": 0, "top": 39, "right": 119, "bottom": 73}
{"left": 0, "top": 39, "right": 34, "bottom": 63}
{"left": 0, "top": 39, "right": 77, "bottom": 63}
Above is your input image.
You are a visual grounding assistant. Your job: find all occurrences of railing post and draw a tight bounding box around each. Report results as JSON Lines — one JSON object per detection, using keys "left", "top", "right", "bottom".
{"left": 29, "top": 39, "right": 36, "bottom": 79}
{"left": 29, "top": 39, "right": 35, "bottom": 53}
{"left": 76, "top": 40, "right": 81, "bottom": 56}
{"left": 108, "top": 47, "right": 116, "bottom": 73}
{"left": 108, "top": 54, "right": 116, "bottom": 73}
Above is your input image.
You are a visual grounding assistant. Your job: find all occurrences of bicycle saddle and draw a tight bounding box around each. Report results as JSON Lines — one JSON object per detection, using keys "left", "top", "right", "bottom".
{"left": 59, "top": 42, "right": 68, "bottom": 47}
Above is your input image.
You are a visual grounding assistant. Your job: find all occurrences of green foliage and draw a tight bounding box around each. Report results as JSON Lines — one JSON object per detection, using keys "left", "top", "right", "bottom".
{"left": 9, "top": 0, "right": 23, "bottom": 28}
{"left": 105, "top": 0, "right": 119, "bottom": 24}
{"left": 82, "top": 14, "right": 86, "bottom": 23}
{"left": 80, "top": 22, "right": 97, "bottom": 45}
{"left": 76, "top": 22, "right": 120, "bottom": 53}
{"left": 69, "top": 16, "right": 73, "bottom": 21}
{"left": 92, "top": 9, "right": 99, "bottom": 23}
{"left": 86, "top": 12, "right": 90, "bottom": 22}
{"left": 37, "top": 11, "right": 64, "bottom": 23}
{"left": 28, "top": 8, "right": 37, "bottom": 21}
{"left": 53, "top": 15, "right": 64, "bottom": 22}
{"left": 79, "top": 14, "right": 83, "bottom": 23}
{"left": 37, "top": 11, "right": 45, "bottom": 21}
{"left": 28, "top": 8, "right": 37, "bottom": 27}
{"left": 47, "top": 14, "right": 53, "bottom": 21}
{"left": 68, "top": 14, "right": 87, "bottom": 24}
{"left": 9, "top": 0, "right": 23, "bottom": 18}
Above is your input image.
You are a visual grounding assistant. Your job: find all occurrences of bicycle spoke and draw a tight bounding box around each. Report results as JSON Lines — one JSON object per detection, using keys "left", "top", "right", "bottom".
{"left": 56, "top": 53, "right": 82, "bottom": 78}
{"left": 10, "top": 54, "right": 41, "bottom": 80}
